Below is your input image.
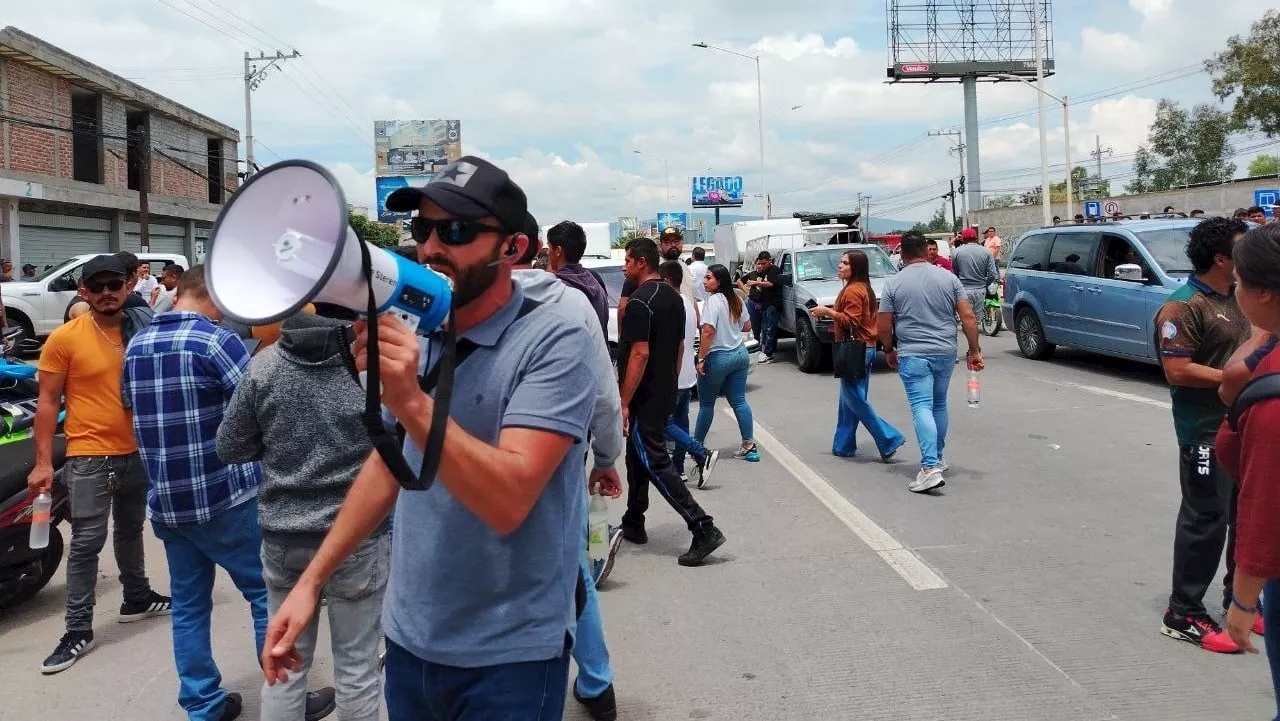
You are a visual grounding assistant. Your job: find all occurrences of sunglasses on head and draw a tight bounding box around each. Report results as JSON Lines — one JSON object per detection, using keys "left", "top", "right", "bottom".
{"left": 84, "top": 277, "right": 125, "bottom": 293}
{"left": 410, "top": 217, "right": 507, "bottom": 245}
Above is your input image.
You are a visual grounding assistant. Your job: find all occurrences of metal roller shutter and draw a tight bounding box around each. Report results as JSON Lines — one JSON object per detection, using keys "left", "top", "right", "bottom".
{"left": 124, "top": 222, "right": 186, "bottom": 255}
{"left": 18, "top": 225, "right": 111, "bottom": 271}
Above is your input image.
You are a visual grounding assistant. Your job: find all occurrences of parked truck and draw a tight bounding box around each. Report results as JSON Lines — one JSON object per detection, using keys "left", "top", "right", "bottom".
{"left": 541, "top": 221, "right": 612, "bottom": 258}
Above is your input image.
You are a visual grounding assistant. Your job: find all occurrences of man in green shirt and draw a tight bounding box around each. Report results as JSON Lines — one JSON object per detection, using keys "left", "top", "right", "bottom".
{"left": 1155, "top": 217, "right": 1251, "bottom": 654}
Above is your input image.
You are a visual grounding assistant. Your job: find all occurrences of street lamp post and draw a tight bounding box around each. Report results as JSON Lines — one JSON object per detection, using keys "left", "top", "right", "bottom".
{"left": 633, "top": 149, "right": 670, "bottom": 205}
{"left": 997, "top": 71, "right": 1072, "bottom": 222}
{"left": 694, "top": 41, "right": 768, "bottom": 218}
{"left": 1032, "top": 1, "right": 1051, "bottom": 226}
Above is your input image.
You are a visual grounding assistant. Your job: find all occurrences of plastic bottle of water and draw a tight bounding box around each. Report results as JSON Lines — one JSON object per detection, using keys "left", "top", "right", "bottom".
{"left": 587, "top": 493, "right": 609, "bottom": 562}
{"left": 29, "top": 492, "right": 52, "bottom": 549}
{"left": 967, "top": 369, "right": 981, "bottom": 409}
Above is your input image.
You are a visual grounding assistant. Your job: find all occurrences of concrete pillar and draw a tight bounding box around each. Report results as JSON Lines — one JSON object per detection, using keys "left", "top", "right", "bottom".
{"left": 109, "top": 209, "right": 125, "bottom": 251}
{"left": 183, "top": 219, "right": 196, "bottom": 264}
{"left": 0, "top": 198, "right": 18, "bottom": 267}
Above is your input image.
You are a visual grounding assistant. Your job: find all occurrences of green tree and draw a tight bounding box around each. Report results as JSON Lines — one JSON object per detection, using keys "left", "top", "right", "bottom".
{"left": 1248, "top": 153, "right": 1280, "bottom": 177}
{"left": 349, "top": 211, "right": 403, "bottom": 248}
{"left": 985, "top": 194, "right": 1017, "bottom": 209}
{"left": 1207, "top": 10, "right": 1280, "bottom": 137}
{"left": 614, "top": 231, "right": 645, "bottom": 249}
{"left": 1127, "top": 99, "right": 1237, "bottom": 193}
{"left": 1047, "top": 166, "right": 1111, "bottom": 201}
{"left": 911, "top": 203, "right": 953, "bottom": 234}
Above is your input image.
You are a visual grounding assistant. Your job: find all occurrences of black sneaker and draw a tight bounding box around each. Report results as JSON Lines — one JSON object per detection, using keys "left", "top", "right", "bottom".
{"left": 119, "top": 590, "right": 172, "bottom": 623}
{"left": 217, "top": 692, "right": 243, "bottom": 721}
{"left": 1159, "top": 610, "right": 1241, "bottom": 654}
{"left": 678, "top": 527, "right": 726, "bottom": 567}
{"left": 40, "top": 630, "right": 95, "bottom": 674}
{"left": 305, "top": 686, "right": 336, "bottom": 721}
{"left": 620, "top": 523, "right": 647, "bottom": 545}
{"left": 697, "top": 450, "right": 720, "bottom": 489}
{"left": 573, "top": 683, "right": 618, "bottom": 721}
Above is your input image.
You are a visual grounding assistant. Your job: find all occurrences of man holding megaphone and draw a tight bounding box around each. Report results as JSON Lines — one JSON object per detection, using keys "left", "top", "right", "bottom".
{"left": 248, "top": 157, "right": 598, "bottom": 719}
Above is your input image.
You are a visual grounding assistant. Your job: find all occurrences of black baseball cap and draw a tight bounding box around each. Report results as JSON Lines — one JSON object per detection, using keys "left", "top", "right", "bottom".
{"left": 385, "top": 156, "right": 528, "bottom": 232}
{"left": 81, "top": 254, "right": 129, "bottom": 280}
{"left": 661, "top": 226, "right": 682, "bottom": 239}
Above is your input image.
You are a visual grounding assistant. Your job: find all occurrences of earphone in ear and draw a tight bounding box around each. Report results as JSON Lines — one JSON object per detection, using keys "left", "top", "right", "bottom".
{"left": 506, "top": 241, "right": 520, "bottom": 258}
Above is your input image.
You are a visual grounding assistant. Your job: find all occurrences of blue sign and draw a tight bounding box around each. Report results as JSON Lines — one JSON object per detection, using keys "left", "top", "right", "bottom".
{"left": 1255, "top": 189, "right": 1279, "bottom": 218}
{"left": 376, "top": 174, "right": 434, "bottom": 223}
{"left": 1083, "top": 201, "right": 1102, "bottom": 218}
{"left": 691, "top": 176, "right": 745, "bottom": 208}
{"left": 656, "top": 212, "right": 689, "bottom": 232}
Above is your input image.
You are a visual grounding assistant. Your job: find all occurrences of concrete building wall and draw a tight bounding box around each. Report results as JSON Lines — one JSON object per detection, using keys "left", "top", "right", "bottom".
{"left": 972, "top": 177, "right": 1280, "bottom": 242}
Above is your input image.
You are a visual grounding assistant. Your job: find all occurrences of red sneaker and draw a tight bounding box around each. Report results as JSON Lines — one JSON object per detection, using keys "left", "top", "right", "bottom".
{"left": 1253, "top": 614, "right": 1265, "bottom": 636}
{"left": 1160, "top": 611, "right": 1242, "bottom": 654}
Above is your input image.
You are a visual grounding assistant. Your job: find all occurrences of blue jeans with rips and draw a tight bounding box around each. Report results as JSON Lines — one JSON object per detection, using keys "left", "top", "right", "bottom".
{"left": 896, "top": 354, "right": 957, "bottom": 469}
{"left": 834, "top": 347, "right": 906, "bottom": 458}
{"left": 151, "top": 497, "right": 269, "bottom": 721}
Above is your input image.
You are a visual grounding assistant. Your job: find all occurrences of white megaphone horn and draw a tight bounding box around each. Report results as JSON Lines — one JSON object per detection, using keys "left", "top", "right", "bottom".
{"left": 205, "top": 160, "right": 451, "bottom": 334}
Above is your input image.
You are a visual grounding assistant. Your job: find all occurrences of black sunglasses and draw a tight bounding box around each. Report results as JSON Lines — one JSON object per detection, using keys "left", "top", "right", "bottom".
{"left": 410, "top": 217, "right": 507, "bottom": 245}
{"left": 84, "top": 277, "right": 125, "bottom": 293}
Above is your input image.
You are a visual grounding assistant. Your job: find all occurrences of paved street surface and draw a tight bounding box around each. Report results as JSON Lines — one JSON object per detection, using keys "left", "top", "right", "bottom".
{"left": 1, "top": 331, "right": 1276, "bottom": 720}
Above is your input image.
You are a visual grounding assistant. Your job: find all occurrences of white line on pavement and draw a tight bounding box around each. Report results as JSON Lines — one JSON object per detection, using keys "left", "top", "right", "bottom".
{"left": 1029, "top": 376, "right": 1172, "bottom": 410}
{"left": 728, "top": 408, "right": 949, "bottom": 591}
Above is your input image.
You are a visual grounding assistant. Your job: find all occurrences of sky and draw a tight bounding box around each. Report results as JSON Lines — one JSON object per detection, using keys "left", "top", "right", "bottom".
{"left": 5, "top": 0, "right": 1276, "bottom": 225}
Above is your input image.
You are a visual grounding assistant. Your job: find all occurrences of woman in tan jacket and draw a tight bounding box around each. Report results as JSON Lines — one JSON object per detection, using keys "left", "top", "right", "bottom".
{"left": 810, "top": 250, "right": 906, "bottom": 461}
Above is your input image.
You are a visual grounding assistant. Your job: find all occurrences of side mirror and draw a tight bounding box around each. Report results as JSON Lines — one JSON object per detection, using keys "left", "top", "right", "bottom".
{"left": 778, "top": 273, "right": 794, "bottom": 287}
{"left": 1114, "top": 263, "right": 1145, "bottom": 283}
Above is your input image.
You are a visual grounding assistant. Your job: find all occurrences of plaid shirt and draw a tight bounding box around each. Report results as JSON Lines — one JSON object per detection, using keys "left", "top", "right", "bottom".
{"left": 122, "top": 311, "right": 262, "bottom": 525}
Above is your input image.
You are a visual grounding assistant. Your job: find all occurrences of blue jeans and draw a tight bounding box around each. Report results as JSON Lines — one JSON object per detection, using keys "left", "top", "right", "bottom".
{"left": 383, "top": 638, "right": 570, "bottom": 720}
{"left": 694, "top": 345, "right": 753, "bottom": 446}
{"left": 665, "top": 387, "right": 708, "bottom": 470}
{"left": 574, "top": 546, "right": 613, "bottom": 699}
{"left": 761, "top": 305, "right": 779, "bottom": 357}
{"left": 1266, "top": 578, "right": 1280, "bottom": 721}
{"left": 897, "top": 354, "right": 957, "bottom": 469}
{"left": 746, "top": 299, "right": 763, "bottom": 343}
{"left": 151, "top": 498, "right": 269, "bottom": 721}
{"left": 834, "top": 348, "right": 906, "bottom": 458}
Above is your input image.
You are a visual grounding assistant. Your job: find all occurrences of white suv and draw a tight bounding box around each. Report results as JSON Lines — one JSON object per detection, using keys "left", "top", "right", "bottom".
{"left": 3, "top": 253, "right": 189, "bottom": 338}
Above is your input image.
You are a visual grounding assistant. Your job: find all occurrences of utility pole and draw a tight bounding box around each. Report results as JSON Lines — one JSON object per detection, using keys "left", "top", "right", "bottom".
{"left": 1090, "top": 135, "right": 1113, "bottom": 199}
{"left": 948, "top": 180, "right": 958, "bottom": 231}
{"left": 930, "top": 129, "right": 966, "bottom": 225}
{"left": 139, "top": 122, "right": 151, "bottom": 251}
{"left": 244, "top": 49, "right": 302, "bottom": 175}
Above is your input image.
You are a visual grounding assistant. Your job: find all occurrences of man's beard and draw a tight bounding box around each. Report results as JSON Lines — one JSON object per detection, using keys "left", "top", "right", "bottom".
{"left": 92, "top": 300, "right": 122, "bottom": 316}
{"left": 662, "top": 247, "right": 682, "bottom": 261}
{"left": 425, "top": 244, "right": 502, "bottom": 309}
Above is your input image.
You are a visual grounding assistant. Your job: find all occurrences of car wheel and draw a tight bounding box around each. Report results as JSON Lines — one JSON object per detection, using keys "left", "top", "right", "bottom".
{"left": 795, "top": 314, "right": 825, "bottom": 373}
{"left": 6, "top": 310, "right": 34, "bottom": 342}
{"left": 1015, "top": 308, "right": 1054, "bottom": 360}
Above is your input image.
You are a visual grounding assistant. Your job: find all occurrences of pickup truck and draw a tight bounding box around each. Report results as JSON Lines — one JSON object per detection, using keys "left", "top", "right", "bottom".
{"left": 774, "top": 243, "right": 898, "bottom": 373}
{"left": 3, "top": 253, "right": 189, "bottom": 338}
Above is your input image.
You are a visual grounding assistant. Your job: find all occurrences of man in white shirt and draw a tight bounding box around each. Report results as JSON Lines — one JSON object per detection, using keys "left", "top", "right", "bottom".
{"left": 658, "top": 260, "right": 719, "bottom": 488}
{"left": 688, "top": 247, "right": 710, "bottom": 302}
{"left": 133, "top": 262, "right": 159, "bottom": 302}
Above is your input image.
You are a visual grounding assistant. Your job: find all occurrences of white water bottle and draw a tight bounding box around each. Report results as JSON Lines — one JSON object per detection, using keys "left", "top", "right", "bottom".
{"left": 587, "top": 493, "right": 609, "bottom": 561}
{"left": 967, "top": 369, "right": 981, "bottom": 409}
{"left": 29, "top": 492, "right": 52, "bottom": 549}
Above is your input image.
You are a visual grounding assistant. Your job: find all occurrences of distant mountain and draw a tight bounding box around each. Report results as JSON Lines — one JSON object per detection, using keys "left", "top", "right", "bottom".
{"left": 602, "top": 212, "right": 915, "bottom": 242}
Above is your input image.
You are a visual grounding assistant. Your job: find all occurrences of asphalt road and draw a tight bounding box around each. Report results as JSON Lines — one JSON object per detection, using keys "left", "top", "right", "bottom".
{"left": 0, "top": 331, "right": 1275, "bottom": 720}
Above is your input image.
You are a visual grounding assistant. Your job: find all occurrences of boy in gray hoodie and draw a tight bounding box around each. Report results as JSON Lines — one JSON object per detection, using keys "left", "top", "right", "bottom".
{"left": 217, "top": 308, "right": 387, "bottom": 721}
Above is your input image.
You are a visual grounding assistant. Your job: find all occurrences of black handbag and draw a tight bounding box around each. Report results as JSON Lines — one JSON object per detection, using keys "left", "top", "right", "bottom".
{"left": 832, "top": 338, "right": 868, "bottom": 380}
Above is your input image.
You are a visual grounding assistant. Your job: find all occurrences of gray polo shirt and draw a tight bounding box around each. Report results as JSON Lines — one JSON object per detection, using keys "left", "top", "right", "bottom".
{"left": 383, "top": 283, "right": 597, "bottom": 668}
{"left": 951, "top": 242, "right": 1000, "bottom": 289}
{"left": 880, "top": 261, "right": 966, "bottom": 357}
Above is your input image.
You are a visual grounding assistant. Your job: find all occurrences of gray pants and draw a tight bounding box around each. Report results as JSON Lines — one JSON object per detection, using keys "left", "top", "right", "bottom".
{"left": 259, "top": 533, "right": 389, "bottom": 721}
{"left": 64, "top": 453, "right": 152, "bottom": 632}
{"left": 963, "top": 286, "right": 987, "bottom": 314}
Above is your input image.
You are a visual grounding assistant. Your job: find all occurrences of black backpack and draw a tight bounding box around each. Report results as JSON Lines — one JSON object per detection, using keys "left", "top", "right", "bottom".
{"left": 1227, "top": 372, "right": 1280, "bottom": 432}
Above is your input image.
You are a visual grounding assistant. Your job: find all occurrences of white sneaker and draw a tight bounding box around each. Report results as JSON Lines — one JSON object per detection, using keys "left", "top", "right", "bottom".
{"left": 908, "top": 468, "right": 945, "bottom": 493}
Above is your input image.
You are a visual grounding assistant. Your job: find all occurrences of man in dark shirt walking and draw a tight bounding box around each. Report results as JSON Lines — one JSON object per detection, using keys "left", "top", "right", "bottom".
{"left": 617, "top": 238, "right": 726, "bottom": 567}
{"left": 1155, "top": 216, "right": 1252, "bottom": 654}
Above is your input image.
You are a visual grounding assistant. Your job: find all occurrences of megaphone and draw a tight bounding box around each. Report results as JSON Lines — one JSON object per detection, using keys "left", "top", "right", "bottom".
{"left": 206, "top": 159, "right": 451, "bottom": 335}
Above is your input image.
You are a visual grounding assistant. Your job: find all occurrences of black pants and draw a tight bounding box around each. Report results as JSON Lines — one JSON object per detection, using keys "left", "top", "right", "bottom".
{"left": 622, "top": 415, "right": 713, "bottom": 534}
{"left": 1168, "top": 443, "right": 1236, "bottom": 617}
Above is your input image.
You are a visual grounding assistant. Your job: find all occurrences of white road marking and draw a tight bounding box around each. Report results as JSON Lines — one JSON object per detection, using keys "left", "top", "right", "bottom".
{"left": 1029, "top": 376, "right": 1172, "bottom": 410}
{"left": 729, "top": 408, "right": 949, "bottom": 591}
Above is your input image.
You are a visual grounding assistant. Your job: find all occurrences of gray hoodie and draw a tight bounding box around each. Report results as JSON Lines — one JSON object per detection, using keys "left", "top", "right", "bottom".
{"left": 515, "top": 269, "right": 623, "bottom": 470}
{"left": 216, "top": 313, "right": 388, "bottom": 541}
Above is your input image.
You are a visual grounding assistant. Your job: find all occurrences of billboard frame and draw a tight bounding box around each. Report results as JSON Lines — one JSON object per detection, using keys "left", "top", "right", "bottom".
{"left": 691, "top": 175, "right": 746, "bottom": 209}
{"left": 886, "top": 0, "right": 1055, "bottom": 83}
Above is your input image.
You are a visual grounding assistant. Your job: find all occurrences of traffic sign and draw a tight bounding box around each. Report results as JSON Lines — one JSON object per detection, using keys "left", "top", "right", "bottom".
{"left": 1256, "top": 189, "right": 1279, "bottom": 218}
{"left": 1103, "top": 200, "right": 1122, "bottom": 216}
{"left": 1083, "top": 201, "right": 1102, "bottom": 218}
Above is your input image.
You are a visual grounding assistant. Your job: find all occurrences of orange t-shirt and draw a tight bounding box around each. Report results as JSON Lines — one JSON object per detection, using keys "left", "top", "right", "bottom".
{"left": 38, "top": 314, "right": 137, "bottom": 457}
{"left": 249, "top": 303, "right": 316, "bottom": 348}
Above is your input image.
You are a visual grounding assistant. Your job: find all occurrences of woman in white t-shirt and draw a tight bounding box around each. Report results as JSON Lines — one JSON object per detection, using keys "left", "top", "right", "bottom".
{"left": 693, "top": 264, "right": 759, "bottom": 462}
{"left": 658, "top": 262, "right": 719, "bottom": 487}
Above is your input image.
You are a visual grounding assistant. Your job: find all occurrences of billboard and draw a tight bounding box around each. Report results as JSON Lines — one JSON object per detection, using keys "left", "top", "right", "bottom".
{"left": 656, "top": 212, "right": 689, "bottom": 232}
{"left": 376, "top": 174, "right": 433, "bottom": 223}
{"left": 374, "top": 119, "right": 462, "bottom": 176}
{"left": 618, "top": 216, "right": 638, "bottom": 232}
{"left": 691, "top": 175, "right": 745, "bottom": 208}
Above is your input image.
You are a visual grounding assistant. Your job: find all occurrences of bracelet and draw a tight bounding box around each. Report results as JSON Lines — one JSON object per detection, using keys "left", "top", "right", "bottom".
{"left": 1230, "top": 596, "right": 1258, "bottom": 614}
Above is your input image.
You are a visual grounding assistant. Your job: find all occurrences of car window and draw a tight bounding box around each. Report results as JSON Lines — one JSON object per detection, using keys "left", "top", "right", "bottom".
{"left": 1009, "top": 234, "right": 1051, "bottom": 270}
{"left": 1097, "top": 234, "right": 1152, "bottom": 280}
{"left": 32, "top": 258, "right": 81, "bottom": 283}
{"left": 779, "top": 254, "right": 792, "bottom": 275}
{"left": 1047, "top": 233, "right": 1098, "bottom": 276}
{"left": 1134, "top": 228, "right": 1195, "bottom": 275}
{"left": 593, "top": 266, "right": 625, "bottom": 306}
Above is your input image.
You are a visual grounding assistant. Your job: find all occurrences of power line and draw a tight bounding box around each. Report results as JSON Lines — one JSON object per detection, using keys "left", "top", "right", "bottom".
{"left": 154, "top": 0, "right": 248, "bottom": 46}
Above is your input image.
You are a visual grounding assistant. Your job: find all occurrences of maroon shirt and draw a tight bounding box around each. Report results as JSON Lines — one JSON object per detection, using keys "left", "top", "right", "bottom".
{"left": 1216, "top": 345, "right": 1280, "bottom": 579}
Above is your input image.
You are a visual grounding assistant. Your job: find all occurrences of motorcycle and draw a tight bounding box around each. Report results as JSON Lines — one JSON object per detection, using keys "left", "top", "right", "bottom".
{"left": 980, "top": 281, "right": 1003, "bottom": 337}
{"left": 0, "top": 328, "right": 69, "bottom": 610}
